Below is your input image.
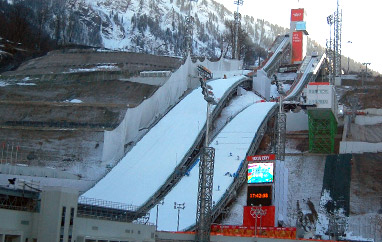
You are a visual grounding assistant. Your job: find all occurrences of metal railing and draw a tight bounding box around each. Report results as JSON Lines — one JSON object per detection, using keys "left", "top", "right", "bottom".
{"left": 77, "top": 196, "right": 149, "bottom": 224}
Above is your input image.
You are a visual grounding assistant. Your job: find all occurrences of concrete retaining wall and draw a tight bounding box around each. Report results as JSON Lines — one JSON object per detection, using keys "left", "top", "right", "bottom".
{"left": 355, "top": 115, "right": 382, "bottom": 125}
{"left": 340, "top": 141, "right": 382, "bottom": 154}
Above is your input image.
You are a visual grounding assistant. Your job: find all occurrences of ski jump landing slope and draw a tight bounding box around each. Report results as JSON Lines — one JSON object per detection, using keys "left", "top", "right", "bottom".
{"left": 83, "top": 76, "right": 247, "bottom": 206}
{"left": 148, "top": 102, "right": 276, "bottom": 231}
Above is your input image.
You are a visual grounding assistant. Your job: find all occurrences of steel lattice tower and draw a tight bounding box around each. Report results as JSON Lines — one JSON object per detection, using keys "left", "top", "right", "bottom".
{"left": 185, "top": 0, "right": 198, "bottom": 56}
{"left": 196, "top": 146, "right": 215, "bottom": 242}
{"left": 333, "top": 0, "right": 342, "bottom": 77}
{"left": 276, "top": 99, "right": 286, "bottom": 161}
{"left": 233, "top": 0, "right": 243, "bottom": 60}
{"left": 326, "top": 0, "right": 342, "bottom": 83}
{"left": 196, "top": 77, "right": 217, "bottom": 242}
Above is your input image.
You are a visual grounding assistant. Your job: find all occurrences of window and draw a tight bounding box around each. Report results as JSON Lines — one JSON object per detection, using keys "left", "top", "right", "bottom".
{"left": 61, "top": 207, "right": 66, "bottom": 227}
{"left": 60, "top": 206, "right": 66, "bottom": 242}
{"left": 69, "top": 208, "right": 75, "bottom": 226}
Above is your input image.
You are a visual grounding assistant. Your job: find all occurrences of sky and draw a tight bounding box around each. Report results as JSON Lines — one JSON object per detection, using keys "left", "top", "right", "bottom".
{"left": 216, "top": 0, "right": 382, "bottom": 74}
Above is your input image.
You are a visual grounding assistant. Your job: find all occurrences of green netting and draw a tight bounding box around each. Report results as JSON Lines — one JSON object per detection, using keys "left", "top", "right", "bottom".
{"left": 321, "top": 154, "right": 352, "bottom": 216}
{"left": 308, "top": 109, "right": 337, "bottom": 154}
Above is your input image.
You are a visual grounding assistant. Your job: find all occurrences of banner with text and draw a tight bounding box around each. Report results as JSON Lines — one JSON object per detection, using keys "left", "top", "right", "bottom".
{"left": 210, "top": 225, "right": 296, "bottom": 239}
{"left": 246, "top": 154, "right": 276, "bottom": 162}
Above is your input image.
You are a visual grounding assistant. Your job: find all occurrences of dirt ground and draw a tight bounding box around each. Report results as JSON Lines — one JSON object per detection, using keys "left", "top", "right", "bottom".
{"left": 340, "top": 76, "right": 382, "bottom": 109}
{"left": 0, "top": 50, "right": 183, "bottom": 178}
{"left": 350, "top": 153, "right": 382, "bottom": 215}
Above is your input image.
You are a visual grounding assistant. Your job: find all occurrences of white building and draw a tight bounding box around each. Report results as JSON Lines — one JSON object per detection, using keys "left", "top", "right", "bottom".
{"left": 0, "top": 184, "right": 155, "bottom": 242}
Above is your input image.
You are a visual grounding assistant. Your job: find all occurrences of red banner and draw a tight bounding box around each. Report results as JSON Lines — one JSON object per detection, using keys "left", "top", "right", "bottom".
{"left": 291, "top": 8, "right": 304, "bottom": 21}
{"left": 309, "top": 82, "right": 330, "bottom": 85}
{"left": 210, "top": 225, "right": 296, "bottom": 239}
{"left": 246, "top": 154, "right": 276, "bottom": 161}
{"left": 243, "top": 206, "right": 275, "bottom": 227}
{"left": 292, "top": 31, "right": 303, "bottom": 63}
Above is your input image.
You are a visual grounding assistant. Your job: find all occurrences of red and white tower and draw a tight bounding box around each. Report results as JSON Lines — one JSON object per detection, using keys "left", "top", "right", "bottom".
{"left": 290, "top": 9, "right": 308, "bottom": 64}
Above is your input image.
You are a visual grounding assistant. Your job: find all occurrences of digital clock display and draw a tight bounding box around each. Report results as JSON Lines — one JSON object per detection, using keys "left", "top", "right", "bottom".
{"left": 249, "top": 193, "right": 269, "bottom": 199}
{"left": 247, "top": 185, "right": 272, "bottom": 206}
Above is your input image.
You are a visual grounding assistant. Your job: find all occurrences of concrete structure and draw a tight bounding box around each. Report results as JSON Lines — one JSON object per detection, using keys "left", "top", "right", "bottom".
{"left": 0, "top": 186, "right": 155, "bottom": 242}
{"left": 303, "top": 83, "right": 338, "bottom": 118}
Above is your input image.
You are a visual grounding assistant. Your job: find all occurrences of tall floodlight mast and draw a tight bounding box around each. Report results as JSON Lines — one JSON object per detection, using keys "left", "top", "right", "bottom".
{"left": 334, "top": 0, "right": 342, "bottom": 79}
{"left": 233, "top": 0, "right": 243, "bottom": 60}
{"left": 185, "top": 0, "right": 198, "bottom": 56}
{"left": 327, "top": 0, "right": 342, "bottom": 84}
{"left": 195, "top": 74, "right": 217, "bottom": 242}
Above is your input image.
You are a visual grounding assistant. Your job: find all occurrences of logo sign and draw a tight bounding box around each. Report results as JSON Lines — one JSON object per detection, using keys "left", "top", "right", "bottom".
{"left": 246, "top": 154, "right": 276, "bottom": 161}
{"left": 291, "top": 9, "right": 304, "bottom": 22}
{"left": 243, "top": 206, "right": 275, "bottom": 227}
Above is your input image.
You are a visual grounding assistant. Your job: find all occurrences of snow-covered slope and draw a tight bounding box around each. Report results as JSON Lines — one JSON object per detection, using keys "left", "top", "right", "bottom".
{"left": 83, "top": 76, "right": 245, "bottom": 206}
{"left": 148, "top": 100, "right": 276, "bottom": 231}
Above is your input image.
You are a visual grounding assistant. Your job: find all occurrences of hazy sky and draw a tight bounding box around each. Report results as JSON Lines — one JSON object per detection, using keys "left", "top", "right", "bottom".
{"left": 216, "top": 0, "right": 382, "bottom": 74}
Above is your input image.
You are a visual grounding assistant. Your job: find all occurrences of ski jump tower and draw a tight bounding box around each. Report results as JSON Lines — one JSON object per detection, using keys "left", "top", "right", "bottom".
{"left": 290, "top": 8, "right": 308, "bottom": 64}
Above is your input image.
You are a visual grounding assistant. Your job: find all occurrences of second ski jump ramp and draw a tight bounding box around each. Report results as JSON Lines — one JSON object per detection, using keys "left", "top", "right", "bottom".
{"left": 83, "top": 76, "right": 249, "bottom": 206}
{"left": 147, "top": 102, "right": 277, "bottom": 231}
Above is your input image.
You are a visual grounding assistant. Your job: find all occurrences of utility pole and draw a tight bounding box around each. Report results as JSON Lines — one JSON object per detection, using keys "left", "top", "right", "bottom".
{"left": 362, "top": 62, "right": 371, "bottom": 86}
{"left": 233, "top": 0, "right": 243, "bottom": 60}
{"left": 155, "top": 200, "right": 164, "bottom": 231}
{"left": 185, "top": 0, "right": 198, "bottom": 56}
{"left": 196, "top": 76, "right": 217, "bottom": 242}
{"left": 347, "top": 41, "right": 352, "bottom": 74}
{"left": 174, "top": 202, "right": 185, "bottom": 231}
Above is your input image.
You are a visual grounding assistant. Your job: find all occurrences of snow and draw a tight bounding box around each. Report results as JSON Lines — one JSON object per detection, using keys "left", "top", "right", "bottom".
{"left": 16, "top": 82, "right": 36, "bottom": 86}
{"left": 83, "top": 76, "right": 246, "bottom": 205}
{"left": 65, "top": 64, "right": 119, "bottom": 73}
{"left": 65, "top": 99, "right": 83, "bottom": 103}
{"left": 149, "top": 102, "right": 276, "bottom": 231}
{"left": 0, "top": 81, "right": 9, "bottom": 87}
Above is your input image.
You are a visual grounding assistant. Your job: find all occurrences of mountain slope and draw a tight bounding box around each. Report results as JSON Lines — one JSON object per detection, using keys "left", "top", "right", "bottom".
{"left": 11, "top": 0, "right": 287, "bottom": 60}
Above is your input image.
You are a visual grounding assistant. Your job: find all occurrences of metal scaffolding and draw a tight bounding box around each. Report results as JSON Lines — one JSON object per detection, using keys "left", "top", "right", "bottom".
{"left": 276, "top": 100, "right": 286, "bottom": 160}
{"left": 195, "top": 74, "right": 217, "bottom": 242}
{"left": 196, "top": 147, "right": 215, "bottom": 241}
{"left": 308, "top": 109, "right": 337, "bottom": 153}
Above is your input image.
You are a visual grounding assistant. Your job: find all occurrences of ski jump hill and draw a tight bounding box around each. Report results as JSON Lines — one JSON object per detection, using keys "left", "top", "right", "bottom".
{"left": 82, "top": 36, "right": 327, "bottom": 231}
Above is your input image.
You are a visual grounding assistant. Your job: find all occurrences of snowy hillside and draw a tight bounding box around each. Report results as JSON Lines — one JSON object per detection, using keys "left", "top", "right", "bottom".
{"left": 6, "top": 0, "right": 287, "bottom": 60}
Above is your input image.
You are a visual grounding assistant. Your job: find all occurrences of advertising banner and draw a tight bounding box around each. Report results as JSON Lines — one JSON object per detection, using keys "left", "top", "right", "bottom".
{"left": 291, "top": 8, "right": 304, "bottom": 22}
{"left": 243, "top": 206, "right": 275, "bottom": 227}
{"left": 246, "top": 154, "right": 276, "bottom": 161}
{"left": 210, "top": 224, "right": 296, "bottom": 239}
{"left": 292, "top": 31, "right": 303, "bottom": 63}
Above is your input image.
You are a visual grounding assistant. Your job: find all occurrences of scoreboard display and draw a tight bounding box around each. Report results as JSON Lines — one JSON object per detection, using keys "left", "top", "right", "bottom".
{"left": 247, "top": 185, "right": 272, "bottom": 206}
